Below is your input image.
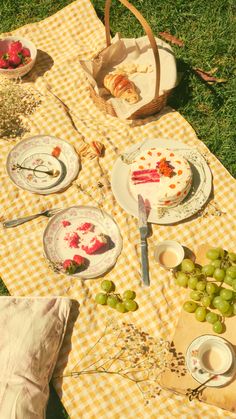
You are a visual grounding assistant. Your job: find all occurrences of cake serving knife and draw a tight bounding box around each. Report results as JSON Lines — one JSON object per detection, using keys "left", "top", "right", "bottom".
{"left": 138, "top": 194, "right": 150, "bottom": 287}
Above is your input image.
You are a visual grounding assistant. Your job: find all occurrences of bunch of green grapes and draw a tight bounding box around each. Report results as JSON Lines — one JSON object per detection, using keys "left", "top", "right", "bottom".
{"left": 95, "top": 280, "right": 138, "bottom": 313}
{"left": 175, "top": 248, "right": 236, "bottom": 334}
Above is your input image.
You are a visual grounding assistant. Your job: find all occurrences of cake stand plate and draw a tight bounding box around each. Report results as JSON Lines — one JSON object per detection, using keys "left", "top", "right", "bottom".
{"left": 111, "top": 139, "right": 212, "bottom": 225}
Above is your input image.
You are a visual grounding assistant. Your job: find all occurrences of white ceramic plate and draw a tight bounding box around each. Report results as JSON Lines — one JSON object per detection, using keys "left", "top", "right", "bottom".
{"left": 6, "top": 135, "right": 80, "bottom": 194}
{"left": 185, "top": 334, "right": 236, "bottom": 387}
{"left": 43, "top": 206, "right": 123, "bottom": 279}
{"left": 111, "top": 139, "right": 212, "bottom": 225}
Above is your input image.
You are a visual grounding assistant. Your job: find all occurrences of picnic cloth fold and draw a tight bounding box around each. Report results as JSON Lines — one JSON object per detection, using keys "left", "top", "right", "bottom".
{"left": 0, "top": 0, "right": 236, "bottom": 418}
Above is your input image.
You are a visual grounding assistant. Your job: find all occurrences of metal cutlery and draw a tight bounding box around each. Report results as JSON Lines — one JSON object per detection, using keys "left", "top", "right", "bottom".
{"left": 138, "top": 194, "right": 150, "bottom": 286}
{"left": 186, "top": 374, "right": 217, "bottom": 400}
{"left": 3, "top": 208, "right": 61, "bottom": 228}
{"left": 12, "top": 163, "right": 60, "bottom": 178}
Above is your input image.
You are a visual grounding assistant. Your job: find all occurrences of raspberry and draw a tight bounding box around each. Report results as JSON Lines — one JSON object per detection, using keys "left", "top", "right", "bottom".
{"left": 0, "top": 58, "right": 9, "bottom": 69}
{"left": 73, "top": 255, "right": 85, "bottom": 266}
{"left": 21, "top": 47, "right": 31, "bottom": 57}
{"left": 9, "top": 52, "right": 21, "bottom": 66}
{"left": 8, "top": 41, "right": 22, "bottom": 55}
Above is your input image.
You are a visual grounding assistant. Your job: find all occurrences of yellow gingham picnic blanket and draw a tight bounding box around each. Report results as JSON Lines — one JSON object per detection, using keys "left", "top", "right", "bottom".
{"left": 1, "top": 1, "right": 236, "bottom": 418}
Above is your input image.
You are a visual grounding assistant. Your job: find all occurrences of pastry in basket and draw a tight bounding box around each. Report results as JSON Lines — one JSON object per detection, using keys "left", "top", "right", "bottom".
{"left": 103, "top": 73, "right": 140, "bottom": 104}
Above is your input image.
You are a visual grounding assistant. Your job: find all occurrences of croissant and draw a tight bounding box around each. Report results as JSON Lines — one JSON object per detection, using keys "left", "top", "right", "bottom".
{"left": 104, "top": 73, "right": 140, "bottom": 104}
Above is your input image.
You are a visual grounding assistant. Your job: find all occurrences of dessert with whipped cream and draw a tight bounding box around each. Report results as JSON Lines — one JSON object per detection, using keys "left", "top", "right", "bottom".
{"left": 129, "top": 148, "right": 192, "bottom": 208}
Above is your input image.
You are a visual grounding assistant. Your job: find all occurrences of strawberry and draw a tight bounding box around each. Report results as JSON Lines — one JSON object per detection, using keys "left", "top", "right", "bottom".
{"left": 21, "top": 47, "right": 31, "bottom": 57}
{"left": 73, "top": 254, "right": 85, "bottom": 266}
{"left": 0, "top": 58, "right": 9, "bottom": 69}
{"left": 62, "top": 259, "right": 78, "bottom": 275}
{"left": 9, "top": 52, "right": 21, "bottom": 67}
{"left": 8, "top": 41, "right": 22, "bottom": 55}
{"left": 62, "top": 255, "right": 86, "bottom": 274}
{"left": 52, "top": 146, "right": 61, "bottom": 158}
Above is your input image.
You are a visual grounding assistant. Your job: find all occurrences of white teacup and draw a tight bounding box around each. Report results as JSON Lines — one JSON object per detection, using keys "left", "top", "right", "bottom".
{"left": 154, "top": 240, "right": 185, "bottom": 270}
{"left": 198, "top": 338, "right": 234, "bottom": 375}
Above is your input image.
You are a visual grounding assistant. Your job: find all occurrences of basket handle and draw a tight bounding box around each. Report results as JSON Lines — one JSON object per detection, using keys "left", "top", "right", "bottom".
{"left": 104, "top": 0, "right": 160, "bottom": 97}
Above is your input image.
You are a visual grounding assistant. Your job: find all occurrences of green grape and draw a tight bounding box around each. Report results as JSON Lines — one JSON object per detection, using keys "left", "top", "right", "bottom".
{"left": 228, "top": 252, "right": 236, "bottom": 263}
{"left": 213, "top": 321, "right": 223, "bottom": 334}
{"left": 107, "top": 295, "right": 120, "bottom": 308}
{"left": 232, "top": 279, "right": 236, "bottom": 291}
{"left": 95, "top": 292, "right": 108, "bottom": 305}
{"left": 196, "top": 281, "right": 206, "bottom": 291}
{"left": 212, "top": 295, "right": 222, "bottom": 309}
{"left": 123, "top": 290, "right": 136, "bottom": 300}
{"left": 175, "top": 271, "right": 188, "bottom": 287}
{"left": 217, "top": 300, "right": 230, "bottom": 314}
{"left": 183, "top": 301, "right": 198, "bottom": 313}
{"left": 226, "top": 266, "right": 236, "bottom": 279}
{"left": 124, "top": 299, "right": 138, "bottom": 312}
{"left": 206, "top": 312, "right": 219, "bottom": 324}
{"left": 211, "top": 259, "right": 221, "bottom": 268}
{"left": 101, "top": 280, "right": 115, "bottom": 293}
{"left": 220, "top": 288, "right": 233, "bottom": 301}
{"left": 221, "top": 259, "right": 232, "bottom": 269}
{"left": 195, "top": 306, "right": 207, "bottom": 322}
{"left": 224, "top": 305, "right": 233, "bottom": 317}
{"left": 201, "top": 295, "right": 212, "bottom": 307}
{"left": 224, "top": 275, "right": 233, "bottom": 286}
{"left": 188, "top": 276, "right": 199, "bottom": 290}
{"left": 206, "top": 248, "right": 221, "bottom": 260}
{"left": 206, "top": 282, "right": 218, "bottom": 295}
{"left": 181, "top": 259, "right": 195, "bottom": 273}
{"left": 213, "top": 268, "right": 226, "bottom": 281}
{"left": 233, "top": 303, "right": 236, "bottom": 315}
{"left": 115, "top": 302, "right": 127, "bottom": 313}
{"left": 190, "top": 290, "right": 202, "bottom": 301}
{"left": 202, "top": 264, "right": 215, "bottom": 277}
{"left": 215, "top": 247, "right": 225, "bottom": 258}
{"left": 194, "top": 267, "right": 202, "bottom": 276}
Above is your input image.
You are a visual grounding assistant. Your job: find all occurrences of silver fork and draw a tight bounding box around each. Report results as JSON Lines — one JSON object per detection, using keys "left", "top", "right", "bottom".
{"left": 2, "top": 208, "right": 61, "bottom": 228}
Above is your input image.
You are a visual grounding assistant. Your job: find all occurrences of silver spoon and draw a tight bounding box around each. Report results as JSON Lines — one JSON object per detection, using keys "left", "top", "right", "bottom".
{"left": 186, "top": 374, "right": 217, "bottom": 400}
{"left": 12, "top": 164, "right": 60, "bottom": 178}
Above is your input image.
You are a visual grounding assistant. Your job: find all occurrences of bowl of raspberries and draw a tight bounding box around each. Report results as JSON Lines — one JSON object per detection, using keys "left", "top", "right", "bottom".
{"left": 0, "top": 36, "right": 37, "bottom": 78}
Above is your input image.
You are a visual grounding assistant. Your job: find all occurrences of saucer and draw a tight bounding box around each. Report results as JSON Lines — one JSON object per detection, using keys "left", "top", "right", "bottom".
{"left": 6, "top": 135, "right": 80, "bottom": 195}
{"left": 186, "top": 334, "right": 236, "bottom": 387}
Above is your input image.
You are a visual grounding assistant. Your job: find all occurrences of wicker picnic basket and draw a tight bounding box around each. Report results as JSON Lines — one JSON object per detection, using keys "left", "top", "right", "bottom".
{"left": 90, "top": 0, "right": 174, "bottom": 119}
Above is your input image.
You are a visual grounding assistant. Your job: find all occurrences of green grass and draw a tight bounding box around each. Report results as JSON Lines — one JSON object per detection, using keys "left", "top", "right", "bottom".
{"left": 0, "top": 0, "right": 235, "bottom": 418}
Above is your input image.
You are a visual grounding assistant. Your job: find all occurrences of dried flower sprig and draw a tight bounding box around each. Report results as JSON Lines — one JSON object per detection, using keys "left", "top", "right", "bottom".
{"left": 0, "top": 77, "right": 41, "bottom": 140}
{"left": 54, "top": 319, "right": 181, "bottom": 403}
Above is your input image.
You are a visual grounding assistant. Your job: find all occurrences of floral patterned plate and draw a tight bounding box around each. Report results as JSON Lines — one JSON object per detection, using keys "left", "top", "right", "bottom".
{"left": 43, "top": 206, "right": 123, "bottom": 279}
{"left": 111, "top": 139, "right": 212, "bottom": 225}
{"left": 6, "top": 135, "right": 80, "bottom": 194}
{"left": 185, "top": 334, "right": 236, "bottom": 387}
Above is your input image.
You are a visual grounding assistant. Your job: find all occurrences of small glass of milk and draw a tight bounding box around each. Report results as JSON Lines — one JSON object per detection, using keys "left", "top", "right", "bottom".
{"left": 154, "top": 240, "right": 185, "bottom": 270}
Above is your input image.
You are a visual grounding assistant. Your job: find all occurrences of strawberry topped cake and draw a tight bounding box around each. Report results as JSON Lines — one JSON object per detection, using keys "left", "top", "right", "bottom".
{"left": 129, "top": 148, "right": 192, "bottom": 208}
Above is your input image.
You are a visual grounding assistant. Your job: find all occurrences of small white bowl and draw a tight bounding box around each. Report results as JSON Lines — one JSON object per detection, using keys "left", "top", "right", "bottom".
{"left": 0, "top": 36, "right": 37, "bottom": 78}
{"left": 198, "top": 337, "right": 233, "bottom": 375}
{"left": 154, "top": 240, "right": 185, "bottom": 270}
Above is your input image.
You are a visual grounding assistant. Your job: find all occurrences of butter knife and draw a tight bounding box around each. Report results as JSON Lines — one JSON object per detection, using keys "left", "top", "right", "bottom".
{"left": 138, "top": 194, "right": 150, "bottom": 286}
